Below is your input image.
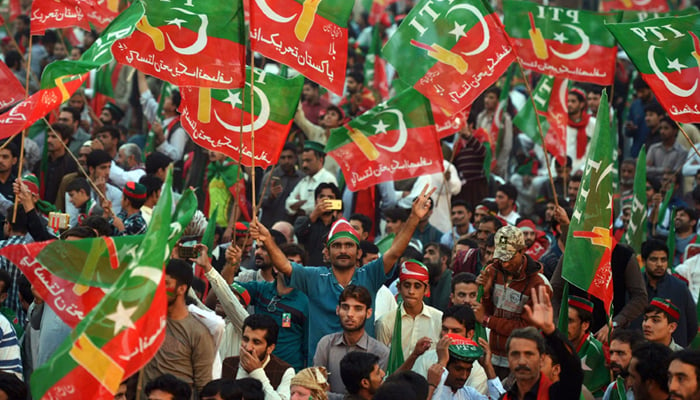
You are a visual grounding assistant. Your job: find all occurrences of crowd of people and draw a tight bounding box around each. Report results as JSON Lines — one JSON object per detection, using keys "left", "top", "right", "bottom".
{"left": 3, "top": 0, "right": 700, "bottom": 400}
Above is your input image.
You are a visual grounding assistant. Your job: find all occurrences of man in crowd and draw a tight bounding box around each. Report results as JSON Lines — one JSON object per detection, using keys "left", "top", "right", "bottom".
{"left": 566, "top": 296, "right": 609, "bottom": 398}
{"left": 668, "top": 350, "right": 700, "bottom": 400}
{"left": 602, "top": 329, "right": 645, "bottom": 400}
{"left": 340, "top": 351, "right": 386, "bottom": 400}
{"left": 628, "top": 343, "right": 672, "bottom": 400}
{"left": 284, "top": 141, "right": 337, "bottom": 218}
{"left": 260, "top": 143, "right": 304, "bottom": 227}
{"left": 422, "top": 243, "right": 452, "bottom": 311}
{"left": 642, "top": 298, "right": 684, "bottom": 351}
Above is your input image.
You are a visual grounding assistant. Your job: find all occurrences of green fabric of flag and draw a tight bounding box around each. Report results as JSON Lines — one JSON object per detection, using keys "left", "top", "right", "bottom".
{"left": 691, "top": 287, "right": 700, "bottom": 349}
{"left": 658, "top": 184, "right": 674, "bottom": 225}
{"left": 474, "top": 285, "right": 488, "bottom": 343}
{"left": 610, "top": 376, "right": 627, "bottom": 400}
{"left": 562, "top": 90, "right": 615, "bottom": 314}
{"left": 386, "top": 303, "right": 405, "bottom": 375}
{"left": 621, "top": 146, "right": 648, "bottom": 254}
{"left": 667, "top": 207, "right": 677, "bottom": 272}
{"left": 202, "top": 205, "right": 218, "bottom": 258}
{"left": 557, "top": 280, "right": 570, "bottom": 334}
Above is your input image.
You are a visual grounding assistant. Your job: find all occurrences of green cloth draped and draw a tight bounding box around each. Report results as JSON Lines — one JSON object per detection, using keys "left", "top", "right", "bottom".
{"left": 386, "top": 303, "right": 405, "bottom": 375}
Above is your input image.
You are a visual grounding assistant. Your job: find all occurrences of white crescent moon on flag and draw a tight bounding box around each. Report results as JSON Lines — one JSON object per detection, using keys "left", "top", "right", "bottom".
{"left": 648, "top": 45, "right": 698, "bottom": 97}
{"left": 633, "top": 0, "right": 652, "bottom": 5}
{"left": 446, "top": 3, "right": 490, "bottom": 56}
{"left": 214, "top": 85, "right": 271, "bottom": 132}
{"left": 550, "top": 24, "right": 590, "bottom": 60}
{"left": 166, "top": 8, "right": 208, "bottom": 55}
{"left": 375, "top": 109, "right": 408, "bottom": 152}
{"left": 254, "top": 0, "right": 297, "bottom": 23}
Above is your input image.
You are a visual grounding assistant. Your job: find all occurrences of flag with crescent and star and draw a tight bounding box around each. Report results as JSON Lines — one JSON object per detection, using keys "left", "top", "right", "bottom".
{"left": 250, "top": 0, "right": 354, "bottom": 96}
{"left": 29, "top": 169, "right": 182, "bottom": 400}
{"left": 512, "top": 74, "right": 569, "bottom": 165}
{"left": 607, "top": 14, "right": 700, "bottom": 123}
{"left": 0, "top": 59, "right": 28, "bottom": 109}
{"left": 503, "top": 1, "right": 620, "bottom": 86}
{"left": 600, "top": 0, "right": 669, "bottom": 12}
{"left": 112, "top": 0, "right": 246, "bottom": 89}
{"left": 621, "top": 146, "right": 648, "bottom": 254}
{"left": 562, "top": 90, "right": 615, "bottom": 315}
{"left": 179, "top": 67, "right": 304, "bottom": 168}
{"left": 382, "top": 0, "right": 514, "bottom": 115}
{"left": 364, "top": 23, "right": 390, "bottom": 101}
{"left": 325, "top": 89, "right": 443, "bottom": 191}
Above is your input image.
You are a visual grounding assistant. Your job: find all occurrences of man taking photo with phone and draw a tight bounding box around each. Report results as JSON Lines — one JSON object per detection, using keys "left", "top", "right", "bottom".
{"left": 293, "top": 182, "right": 342, "bottom": 266}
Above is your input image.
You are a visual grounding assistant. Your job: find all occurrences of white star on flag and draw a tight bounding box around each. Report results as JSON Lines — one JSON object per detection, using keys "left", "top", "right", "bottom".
{"left": 105, "top": 301, "right": 138, "bottom": 335}
{"left": 666, "top": 58, "right": 687, "bottom": 73}
{"left": 165, "top": 18, "right": 187, "bottom": 29}
{"left": 223, "top": 90, "right": 242, "bottom": 109}
{"left": 553, "top": 32, "right": 567, "bottom": 44}
{"left": 448, "top": 22, "right": 468, "bottom": 41}
{"left": 373, "top": 120, "right": 390, "bottom": 134}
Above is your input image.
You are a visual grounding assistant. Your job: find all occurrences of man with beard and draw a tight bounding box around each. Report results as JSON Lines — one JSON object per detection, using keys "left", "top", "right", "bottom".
{"left": 36, "top": 124, "right": 78, "bottom": 205}
{"left": 620, "top": 159, "right": 636, "bottom": 195}
{"left": 285, "top": 141, "right": 337, "bottom": 218}
{"left": 300, "top": 79, "right": 330, "bottom": 125}
{"left": 567, "top": 88, "right": 596, "bottom": 173}
{"left": 668, "top": 350, "right": 700, "bottom": 400}
{"left": 237, "top": 235, "right": 277, "bottom": 283}
{"left": 566, "top": 296, "right": 609, "bottom": 398}
{"left": 314, "top": 285, "right": 389, "bottom": 396}
{"left": 340, "top": 351, "right": 386, "bottom": 400}
{"left": 339, "top": 71, "right": 376, "bottom": 118}
{"left": 632, "top": 239, "right": 697, "bottom": 347}
{"left": 602, "top": 329, "right": 645, "bottom": 400}
{"left": 143, "top": 259, "right": 215, "bottom": 395}
{"left": 422, "top": 243, "right": 452, "bottom": 311}
{"left": 673, "top": 208, "right": 699, "bottom": 266}
{"left": 250, "top": 185, "right": 435, "bottom": 360}
{"left": 628, "top": 342, "right": 672, "bottom": 400}
{"left": 293, "top": 182, "right": 342, "bottom": 266}
{"left": 294, "top": 104, "right": 345, "bottom": 176}
{"left": 95, "top": 125, "right": 120, "bottom": 160}
{"left": 110, "top": 143, "right": 145, "bottom": 189}
{"left": 98, "top": 102, "right": 124, "bottom": 127}
{"left": 260, "top": 143, "right": 304, "bottom": 227}
{"left": 517, "top": 219, "right": 550, "bottom": 261}
{"left": 440, "top": 200, "right": 474, "bottom": 249}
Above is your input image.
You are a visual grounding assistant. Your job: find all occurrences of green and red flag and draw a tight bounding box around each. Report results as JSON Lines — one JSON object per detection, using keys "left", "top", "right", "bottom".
{"left": 512, "top": 74, "right": 570, "bottom": 164}
{"left": 600, "top": 0, "right": 669, "bottom": 12}
{"left": 607, "top": 14, "right": 700, "bottom": 123}
{"left": 113, "top": 0, "right": 246, "bottom": 88}
{"left": 249, "top": 0, "right": 353, "bottom": 96}
{"left": 503, "top": 1, "right": 619, "bottom": 86}
{"left": 179, "top": 67, "right": 304, "bottom": 168}
{"left": 362, "top": 0, "right": 399, "bottom": 25}
{"left": 87, "top": 0, "right": 121, "bottom": 29}
{"left": 691, "top": 287, "right": 700, "bottom": 349}
{"left": 382, "top": 0, "right": 514, "bottom": 115}
{"left": 621, "top": 146, "right": 648, "bottom": 254}
{"left": 562, "top": 90, "right": 615, "bottom": 315}
{"left": 144, "top": 80, "right": 177, "bottom": 156}
{"left": 8, "top": 0, "right": 20, "bottom": 21}
{"left": 91, "top": 61, "right": 123, "bottom": 119}
{"left": 30, "top": 170, "right": 180, "bottom": 400}
{"left": 30, "top": 0, "right": 120, "bottom": 34}
{"left": 472, "top": 126, "right": 494, "bottom": 179}
{"left": 325, "top": 89, "right": 443, "bottom": 191}
{"left": 0, "top": 59, "right": 26, "bottom": 109}
{"left": 619, "top": 7, "right": 698, "bottom": 22}
{"left": 364, "top": 23, "right": 390, "bottom": 101}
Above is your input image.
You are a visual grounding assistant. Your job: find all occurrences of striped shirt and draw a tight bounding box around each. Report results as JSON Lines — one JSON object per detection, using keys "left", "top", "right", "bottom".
{"left": 0, "top": 313, "right": 22, "bottom": 380}
{"left": 0, "top": 235, "right": 28, "bottom": 325}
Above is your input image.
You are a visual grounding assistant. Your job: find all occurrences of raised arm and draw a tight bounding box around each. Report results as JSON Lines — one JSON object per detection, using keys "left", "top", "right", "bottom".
{"left": 250, "top": 220, "right": 293, "bottom": 277}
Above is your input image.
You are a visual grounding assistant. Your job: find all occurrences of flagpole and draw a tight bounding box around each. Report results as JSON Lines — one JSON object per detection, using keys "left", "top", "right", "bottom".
{"left": 676, "top": 122, "right": 700, "bottom": 159}
{"left": 249, "top": 54, "right": 257, "bottom": 221}
{"left": 2, "top": 21, "right": 23, "bottom": 57}
{"left": 12, "top": 34, "right": 33, "bottom": 222}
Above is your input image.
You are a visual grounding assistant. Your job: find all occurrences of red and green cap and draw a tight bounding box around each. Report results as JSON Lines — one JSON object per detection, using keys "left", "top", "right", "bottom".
{"left": 650, "top": 297, "right": 680, "bottom": 321}
{"left": 22, "top": 174, "right": 40, "bottom": 196}
{"left": 399, "top": 259, "right": 430, "bottom": 297}
{"left": 517, "top": 220, "right": 536, "bottom": 233}
{"left": 568, "top": 295, "right": 594, "bottom": 313}
{"left": 327, "top": 219, "right": 360, "bottom": 247}
{"left": 123, "top": 181, "right": 147, "bottom": 200}
{"left": 234, "top": 222, "right": 249, "bottom": 237}
{"left": 230, "top": 282, "right": 251, "bottom": 307}
{"left": 445, "top": 333, "right": 483, "bottom": 362}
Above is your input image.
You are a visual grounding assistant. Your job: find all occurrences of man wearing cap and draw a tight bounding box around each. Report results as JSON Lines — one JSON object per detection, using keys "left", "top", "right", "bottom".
{"left": 251, "top": 185, "right": 436, "bottom": 362}
{"left": 377, "top": 259, "right": 443, "bottom": 364}
{"left": 518, "top": 219, "right": 550, "bottom": 261}
{"left": 567, "top": 295, "right": 609, "bottom": 398}
{"left": 567, "top": 88, "right": 596, "bottom": 173}
{"left": 642, "top": 298, "right": 684, "bottom": 351}
{"left": 98, "top": 102, "right": 124, "bottom": 127}
{"left": 113, "top": 181, "right": 147, "bottom": 235}
{"left": 473, "top": 225, "right": 552, "bottom": 378}
{"left": 285, "top": 141, "right": 337, "bottom": 218}
{"left": 426, "top": 335, "right": 504, "bottom": 399}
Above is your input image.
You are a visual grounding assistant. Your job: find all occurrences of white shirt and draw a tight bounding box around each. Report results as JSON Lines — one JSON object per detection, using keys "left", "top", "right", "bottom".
{"left": 236, "top": 356, "right": 295, "bottom": 400}
{"left": 498, "top": 209, "right": 521, "bottom": 226}
{"left": 431, "top": 368, "right": 505, "bottom": 400}
{"left": 204, "top": 268, "right": 249, "bottom": 360}
{"left": 376, "top": 302, "right": 442, "bottom": 360}
{"left": 140, "top": 89, "right": 188, "bottom": 161}
{"left": 413, "top": 350, "right": 488, "bottom": 395}
{"left": 109, "top": 161, "right": 146, "bottom": 189}
{"left": 567, "top": 116, "right": 596, "bottom": 174}
{"left": 284, "top": 168, "right": 338, "bottom": 216}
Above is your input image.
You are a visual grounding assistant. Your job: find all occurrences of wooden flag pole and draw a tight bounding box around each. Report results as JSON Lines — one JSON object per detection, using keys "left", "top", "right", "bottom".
{"left": 677, "top": 122, "right": 700, "bottom": 160}
{"left": 13, "top": 34, "right": 33, "bottom": 222}
{"left": 249, "top": 55, "right": 257, "bottom": 221}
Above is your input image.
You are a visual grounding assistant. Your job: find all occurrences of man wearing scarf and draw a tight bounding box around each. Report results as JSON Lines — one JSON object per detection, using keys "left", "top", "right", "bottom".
{"left": 567, "top": 88, "right": 596, "bottom": 174}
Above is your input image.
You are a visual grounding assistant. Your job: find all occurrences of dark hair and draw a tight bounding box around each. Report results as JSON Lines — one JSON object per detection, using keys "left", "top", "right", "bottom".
{"left": 282, "top": 142, "right": 298, "bottom": 153}
{"left": 644, "top": 102, "right": 666, "bottom": 116}
{"left": 360, "top": 240, "right": 379, "bottom": 256}
{"left": 81, "top": 215, "right": 113, "bottom": 237}
{"left": 484, "top": 85, "right": 501, "bottom": 98}
{"left": 644, "top": 302, "right": 679, "bottom": 324}
{"left": 50, "top": 123, "right": 73, "bottom": 141}
{"left": 641, "top": 239, "right": 669, "bottom": 260}
{"left": 451, "top": 272, "right": 476, "bottom": 292}
{"left": 166, "top": 259, "right": 194, "bottom": 292}
{"left": 647, "top": 176, "right": 661, "bottom": 192}
{"left": 0, "top": 371, "right": 27, "bottom": 400}
{"left": 350, "top": 214, "right": 372, "bottom": 233}
{"left": 140, "top": 174, "right": 163, "bottom": 198}
{"left": 200, "top": 378, "right": 256, "bottom": 400}
{"left": 0, "top": 269, "right": 10, "bottom": 295}
{"left": 451, "top": 199, "right": 473, "bottom": 212}
{"left": 280, "top": 243, "right": 307, "bottom": 266}
{"left": 235, "top": 378, "right": 264, "bottom": 400}
{"left": 659, "top": 116, "right": 679, "bottom": 131}
{"left": 610, "top": 328, "right": 645, "bottom": 347}
{"left": 5, "top": 205, "right": 27, "bottom": 234}
{"left": 145, "top": 152, "right": 172, "bottom": 175}
{"left": 170, "top": 89, "right": 181, "bottom": 110}
{"left": 325, "top": 104, "right": 345, "bottom": 121}
{"left": 678, "top": 206, "right": 699, "bottom": 223}
{"left": 479, "top": 215, "right": 503, "bottom": 231}
{"left": 442, "top": 304, "right": 476, "bottom": 332}
{"left": 401, "top": 245, "right": 423, "bottom": 262}
{"left": 383, "top": 207, "right": 410, "bottom": 222}
{"left": 338, "top": 284, "right": 372, "bottom": 309}
{"left": 314, "top": 182, "right": 340, "bottom": 201}
{"left": 382, "top": 371, "right": 429, "bottom": 400}
{"left": 67, "top": 177, "right": 90, "bottom": 195}
{"left": 86, "top": 150, "right": 112, "bottom": 169}
{"left": 243, "top": 314, "right": 279, "bottom": 347}
{"left": 303, "top": 79, "right": 319, "bottom": 89}
{"left": 486, "top": 233, "right": 496, "bottom": 247}
{"left": 586, "top": 84, "right": 603, "bottom": 96}
{"left": 145, "top": 374, "right": 192, "bottom": 400}
{"left": 425, "top": 242, "right": 451, "bottom": 266}
{"left": 269, "top": 229, "right": 287, "bottom": 248}
{"left": 506, "top": 327, "right": 545, "bottom": 354}
{"left": 569, "top": 303, "right": 593, "bottom": 327}
{"left": 497, "top": 183, "right": 518, "bottom": 202}
{"left": 456, "top": 238, "right": 478, "bottom": 248}
{"left": 0, "top": 142, "right": 18, "bottom": 158}
{"left": 633, "top": 76, "right": 649, "bottom": 90}
{"left": 631, "top": 342, "right": 672, "bottom": 392}
{"left": 17, "top": 275, "right": 33, "bottom": 304}
{"left": 95, "top": 125, "right": 121, "bottom": 141}
{"left": 569, "top": 89, "right": 586, "bottom": 103}
{"left": 60, "top": 106, "right": 81, "bottom": 124}
{"left": 669, "top": 350, "right": 700, "bottom": 384}
{"left": 340, "top": 351, "right": 380, "bottom": 394}
{"left": 60, "top": 225, "right": 98, "bottom": 239}
{"left": 347, "top": 70, "right": 364, "bottom": 85}
{"left": 4, "top": 51, "right": 22, "bottom": 69}
{"left": 569, "top": 175, "right": 582, "bottom": 183}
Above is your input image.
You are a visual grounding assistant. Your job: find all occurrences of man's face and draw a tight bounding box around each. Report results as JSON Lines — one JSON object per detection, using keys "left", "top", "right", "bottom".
{"left": 349, "top": 219, "right": 368, "bottom": 241}
{"left": 645, "top": 111, "right": 662, "bottom": 130}
{"left": 567, "top": 180, "right": 581, "bottom": 200}
{"left": 99, "top": 109, "right": 114, "bottom": 125}
{"left": 660, "top": 121, "right": 677, "bottom": 141}
{"left": 636, "top": 87, "right": 652, "bottom": 101}
{"left": 337, "top": 296, "right": 371, "bottom": 332}
{"left": 495, "top": 191, "right": 511, "bottom": 212}
{"left": 96, "top": 131, "right": 117, "bottom": 153}
{"left": 116, "top": 148, "right": 131, "bottom": 170}
{"left": 445, "top": 360, "right": 473, "bottom": 391}
{"left": 587, "top": 92, "right": 601, "bottom": 114}
{"left": 321, "top": 109, "right": 342, "bottom": 128}
{"left": 241, "top": 327, "right": 273, "bottom": 362}
{"left": 441, "top": 316, "right": 469, "bottom": 337}
{"left": 77, "top": 146, "right": 91, "bottom": 168}
{"left": 278, "top": 149, "right": 296, "bottom": 172}
{"left": 484, "top": 92, "right": 498, "bottom": 111}
{"left": 508, "top": 338, "right": 542, "bottom": 382}
{"left": 68, "top": 190, "right": 89, "bottom": 208}
{"left": 53, "top": 43, "right": 67, "bottom": 59}
{"left": 545, "top": 203, "right": 556, "bottom": 222}
{"left": 540, "top": 354, "right": 560, "bottom": 383}
{"left": 483, "top": 245, "right": 495, "bottom": 265}
{"left": 645, "top": 250, "right": 668, "bottom": 280}
{"left": 451, "top": 282, "right": 478, "bottom": 306}
{"left": 366, "top": 364, "right": 385, "bottom": 395}
{"left": 567, "top": 307, "right": 588, "bottom": 344}
{"left": 346, "top": 77, "right": 359, "bottom": 94}
{"left": 361, "top": 252, "right": 379, "bottom": 265}
{"left": 642, "top": 310, "right": 676, "bottom": 344}
{"left": 567, "top": 94, "right": 584, "bottom": 116}
{"left": 47, "top": 132, "right": 63, "bottom": 152}
{"left": 473, "top": 208, "right": 488, "bottom": 224}
{"left": 302, "top": 83, "right": 318, "bottom": 102}
{"left": 499, "top": 251, "right": 524, "bottom": 275}
{"left": 58, "top": 111, "right": 77, "bottom": 133}
{"left": 385, "top": 218, "right": 404, "bottom": 234}
{"left": 423, "top": 245, "right": 443, "bottom": 270}
{"left": 676, "top": 211, "right": 695, "bottom": 232}
{"left": 399, "top": 279, "right": 428, "bottom": 308}
{"left": 315, "top": 188, "right": 337, "bottom": 208}
{"left": 114, "top": 383, "right": 127, "bottom": 400}
{"left": 522, "top": 230, "right": 536, "bottom": 248}
{"left": 68, "top": 94, "right": 85, "bottom": 110}
{"left": 476, "top": 221, "right": 496, "bottom": 242}
{"left": 451, "top": 205, "right": 471, "bottom": 228}
{"left": 301, "top": 150, "right": 322, "bottom": 176}
{"left": 91, "top": 162, "right": 111, "bottom": 181}
{"left": 669, "top": 359, "right": 700, "bottom": 400}
{"left": 621, "top": 163, "right": 635, "bottom": 186}
{"left": 628, "top": 357, "right": 648, "bottom": 399}
{"left": 328, "top": 237, "right": 358, "bottom": 270}
{"left": 254, "top": 245, "right": 271, "bottom": 270}
{"left": 147, "top": 390, "right": 174, "bottom": 400}
{"left": 0, "top": 149, "right": 16, "bottom": 174}
{"left": 609, "top": 339, "right": 633, "bottom": 377}
{"left": 164, "top": 274, "right": 185, "bottom": 307}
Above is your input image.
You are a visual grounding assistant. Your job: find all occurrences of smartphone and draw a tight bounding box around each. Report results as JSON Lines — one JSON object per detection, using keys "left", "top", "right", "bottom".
{"left": 271, "top": 176, "right": 281, "bottom": 186}
{"left": 326, "top": 199, "right": 342, "bottom": 210}
{"left": 179, "top": 240, "right": 199, "bottom": 259}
